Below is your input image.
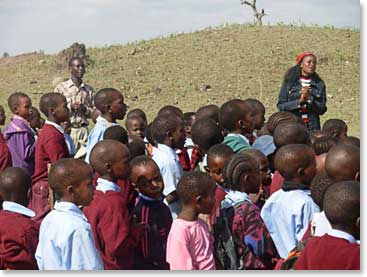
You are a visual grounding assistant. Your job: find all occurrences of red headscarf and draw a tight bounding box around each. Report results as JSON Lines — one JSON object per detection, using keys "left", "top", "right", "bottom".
{"left": 296, "top": 52, "right": 316, "bottom": 64}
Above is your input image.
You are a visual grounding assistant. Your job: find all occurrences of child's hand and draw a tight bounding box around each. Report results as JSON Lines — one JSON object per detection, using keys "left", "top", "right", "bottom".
{"left": 249, "top": 186, "right": 264, "bottom": 204}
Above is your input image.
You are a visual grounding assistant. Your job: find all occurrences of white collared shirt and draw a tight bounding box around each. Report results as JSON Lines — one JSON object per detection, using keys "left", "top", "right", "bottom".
{"left": 328, "top": 229, "right": 357, "bottom": 244}
{"left": 45, "top": 120, "right": 65, "bottom": 134}
{"left": 227, "top": 132, "right": 250, "bottom": 145}
{"left": 35, "top": 201, "right": 103, "bottom": 270}
{"left": 2, "top": 201, "right": 35, "bottom": 217}
{"left": 96, "top": 178, "right": 121, "bottom": 193}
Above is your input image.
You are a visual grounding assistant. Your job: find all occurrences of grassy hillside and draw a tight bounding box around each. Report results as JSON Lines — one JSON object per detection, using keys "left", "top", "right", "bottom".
{"left": 0, "top": 24, "right": 360, "bottom": 135}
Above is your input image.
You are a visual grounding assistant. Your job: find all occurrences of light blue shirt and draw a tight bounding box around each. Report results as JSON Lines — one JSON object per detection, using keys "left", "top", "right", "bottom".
{"left": 35, "top": 201, "right": 103, "bottom": 270}
{"left": 96, "top": 178, "right": 121, "bottom": 193}
{"left": 260, "top": 188, "right": 320, "bottom": 259}
{"left": 221, "top": 189, "right": 252, "bottom": 209}
{"left": 85, "top": 116, "right": 118, "bottom": 163}
{"left": 2, "top": 201, "right": 35, "bottom": 217}
{"left": 152, "top": 143, "right": 183, "bottom": 218}
{"left": 64, "top": 133, "right": 76, "bottom": 156}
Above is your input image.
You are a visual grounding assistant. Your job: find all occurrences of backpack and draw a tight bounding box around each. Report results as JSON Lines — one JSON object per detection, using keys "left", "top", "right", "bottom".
{"left": 213, "top": 202, "right": 250, "bottom": 270}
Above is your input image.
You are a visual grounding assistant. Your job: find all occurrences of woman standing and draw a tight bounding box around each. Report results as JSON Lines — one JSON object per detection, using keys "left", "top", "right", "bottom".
{"left": 277, "top": 52, "right": 327, "bottom": 131}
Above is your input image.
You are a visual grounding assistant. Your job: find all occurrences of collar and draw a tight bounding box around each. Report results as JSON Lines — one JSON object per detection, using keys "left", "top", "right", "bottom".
{"left": 2, "top": 201, "right": 35, "bottom": 217}
{"left": 328, "top": 229, "right": 357, "bottom": 244}
{"left": 281, "top": 181, "right": 310, "bottom": 191}
{"left": 45, "top": 120, "right": 65, "bottom": 134}
{"left": 221, "top": 189, "right": 252, "bottom": 209}
{"left": 12, "top": 115, "right": 31, "bottom": 127}
{"left": 138, "top": 192, "right": 163, "bottom": 202}
{"left": 216, "top": 183, "right": 229, "bottom": 193}
{"left": 96, "top": 178, "right": 121, "bottom": 193}
{"left": 227, "top": 133, "right": 250, "bottom": 144}
{"left": 157, "top": 143, "right": 178, "bottom": 159}
{"left": 67, "top": 78, "right": 85, "bottom": 89}
{"left": 54, "top": 201, "right": 87, "bottom": 221}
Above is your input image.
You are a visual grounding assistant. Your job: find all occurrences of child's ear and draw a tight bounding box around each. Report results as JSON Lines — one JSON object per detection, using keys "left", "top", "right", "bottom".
{"left": 104, "top": 104, "right": 111, "bottom": 113}
{"left": 167, "top": 130, "right": 173, "bottom": 141}
{"left": 105, "top": 162, "right": 112, "bottom": 173}
{"left": 354, "top": 171, "right": 360, "bottom": 181}
{"left": 297, "top": 167, "right": 305, "bottom": 176}
{"left": 49, "top": 107, "right": 56, "bottom": 116}
{"left": 66, "top": 185, "right": 74, "bottom": 195}
{"left": 240, "top": 174, "right": 249, "bottom": 191}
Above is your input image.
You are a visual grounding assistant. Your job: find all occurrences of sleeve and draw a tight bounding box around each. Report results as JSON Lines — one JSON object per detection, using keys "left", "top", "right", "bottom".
{"left": 43, "top": 134, "right": 69, "bottom": 163}
{"left": 0, "top": 144, "right": 12, "bottom": 172}
{"left": 70, "top": 227, "right": 104, "bottom": 270}
{"left": 308, "top": 82, "right": 327, "bottom": 115}
{"left": 277, "top": 81, "right": 301, "bottom": 112}
{"left": 166, "top": 227, "right": 194, "bottom": 270}
{"left": 23, "top": 132, "right": 36, "bottom": 162}
{"left": 295, "top": 201, "right": 318, "bottom": 242}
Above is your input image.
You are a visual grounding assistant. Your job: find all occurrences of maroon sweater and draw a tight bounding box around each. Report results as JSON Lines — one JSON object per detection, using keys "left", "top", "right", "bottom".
{"left": 0, "top": 132, "right": 12, "bottom": 173}
{"left": 0, "top": 210, "right": 40, "bottom": 270}
{"left": 294, "top": 234, "right": 360, "bottom": 270}
{"left": 83, "top": 190, "right": 142, "bottom": 269}
{"left": 32, "top": 124, "right": 69, "bottom": 184}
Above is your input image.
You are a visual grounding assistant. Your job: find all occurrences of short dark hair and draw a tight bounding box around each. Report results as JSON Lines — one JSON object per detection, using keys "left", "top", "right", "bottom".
{"left": 183, "top": 112, "right": 195, "bottom": 127}
{"left": 0, "top": 167, "right": 31, "bottom": 200}
{"left": 128, "top": 140, "right": 146, "bottom": 160}
{"left": 8, "top": 92, "right": 30, "bottom": 113}
{"left": 312, "top": 136, "right": 337, "bottom": 155}
{"left": 145, "top": 122, "right": 157, "bottom": 147}
{"left": 94, "top": 88, "right": 122, "bottom": 113}
{"left": 191, "top": 119, "right": 223, "bottom": 153}
{"left": 103, "top": 125, "right": 128, "bottom": 145}
{"left": 207, "top": 144, "right": 234, "bottom": 164}
{"left": 151, "top": 115, "right": 182, "bottom": 144}
{"left": 28, "top": 106, "right": 41, "bottom": 120}
{"left": 338, "top": 136, "right": 360, "bottom": 148}
{"left": 157, "top": 105, "right": 183, "bottom": 118}
{"left": 310, "top": 172, "right": 333, "bottom": 210}
{"left": 322, "top": 119, "right": 348, "bottom": 138}
{"left": 273, "top": 122, "right": 310, "bottom": 148}
{"left": 222, "top": 152, "right": 258, "bottom": 191}
{"left": 177, "top": 171, "right": 215, "bottom": 205}
{"left": 195, "top": 105, "right": 219, "bottom": 123}
{"left": 266, "top": 111, "right": 299, "bottom": 135}
{"left": 323, "top": 180, "right": 359, "bottom": 229}
{"left": 127, "top": 108, "right": 147, "bottom": 124}
{"left": 39, "top": 92, "right": 65, "bottom": 117}
{"left": 219, "top": 99, "right": 250, "bottom": 132}
{"left": 130, "top": 155, "right": 158, "bottom": 170}
{"left": 243, "top": 98, "right": 265, "bottom": 114}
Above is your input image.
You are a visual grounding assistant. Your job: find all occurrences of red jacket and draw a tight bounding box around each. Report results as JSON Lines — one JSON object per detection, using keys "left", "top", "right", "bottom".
{"left": 0, "top": 132, "right": 12, "bottom": 173}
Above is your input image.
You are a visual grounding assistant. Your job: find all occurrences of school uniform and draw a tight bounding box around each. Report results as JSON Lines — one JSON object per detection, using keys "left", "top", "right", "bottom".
{"left": 31, "top": 121, "right": 69, "bottom": 220}
{"left": 35, "top": 201, "right": 103, "bottom": 270}
{"left": 0, "top": 132, "right": 12, "bottom": 173}
{"left": 152, "top": 143, "right": 183, "bottom": 218}
{"left": 85, "top": 116, "right": 118, "bottom": 163}
{"left": 3, "top": 115, "right": 36, "bottom": 176}
{"left": 83, "top": 178, "right": 141, "bottom": 269}
{"left": 131, "top": 193, "right": 173, "bottom": 269}
{"left": 220, "top": 190, "right": 279, "bottom": 269}
{"left": 294, "top": 229, "right": 360, "bottom": 270}
{"left": 222, "top": 133, "right": 251, "bottom": 153}
{"left": 269, "top": 170, "right": 284, "bottom": 196}
{"left": 260, "top": 181, "right": 320, "bottom": 259}
{"left": 0, "top": 202, "right": 39, "bottom": 270}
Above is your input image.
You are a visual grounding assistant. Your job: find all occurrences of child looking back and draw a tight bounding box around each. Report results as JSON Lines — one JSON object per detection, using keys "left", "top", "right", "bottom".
{"left": 31, "top": 93, "right": 70, "bottom": 219}
{"left": 35, "top": 158, "right": 103, "bottom": 270}
{"left": 83, "top": 140, "right": 142, "bottom": 269}
{"left": 4, "top": 92, "right": 35, "bottom": 176}
{"left": 85, "top": 88, "right": 127, "bottom": 163}
{"left": 295, "top": 181, "right": 360, "bottom": 270}
{"left": 261, "top": 144, "right": 319, "bottom": 259}
{"left": 0, "top": 167, "right": 39, "bottom": 270}
{"left": 130, "top": 156, "right": 173, "bottom": 269}
{"left": 166, "top": 171, "right": 216, "bottom": 270}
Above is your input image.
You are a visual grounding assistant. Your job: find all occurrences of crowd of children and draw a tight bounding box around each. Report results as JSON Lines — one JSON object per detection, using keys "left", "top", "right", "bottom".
{"left": 0, "top": 55, "right": 360, "bottom": 271}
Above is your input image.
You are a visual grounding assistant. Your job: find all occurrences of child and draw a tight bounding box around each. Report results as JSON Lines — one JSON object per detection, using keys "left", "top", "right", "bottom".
{"left": 322, "top": 118, "right": 348, "bottom": 140}
{"left": 4, "top": 92, "right": 35, "bottom": 176}
{"left": 309, "top": 130, "right": 329, "bottom": 145}
{"left": 216, "top": 153, "right": 279, "bottom": 269}
{"left": 103, "top": 125, "right": 128, "bottom": 145}
{"left": 311, "top": 136, "right": 337, "bottom": 155}
{"left": 126, "top": 115, "right": 145, "bottom": 141}
{"left": 130, "top": 156, "right": 173, "bottom": 269}
{"left": 128, "top": 139, "right": 147, "bottom": 160}
{"left": 195, "top": 104, "right": 220, "bottom": 124}
{"left": 252, "top": 134, "right": 277, "bottom": 173}
{"left": 83, "top": 140, "right": 142, "bottom": 269}
{"left": 166, "top": 171, "right": 216, "bottom": 270}
{"left": 27, "top": 107, "right": 44, "bottom": 139}
{"left": 0, "top": 167, "right": 39, "bottom": 270}
{"left": 220, "top": 99, "right": 254, "bottom": 152}
{"left": 191, "top": 118, "right": 224, "bottom": 172}
{"left": 243, "top": 98, "right": 266, "bottom": 144}
{"left": 35, "top": 158, "right": 103, "bottom": 270}
{"left": 261, "top": 144, "right": 319, "bottom": 259}
{"left": 295, "top": 181, "right": 360, "bottom": 270}
{"left": 183, "top": 112, "right": 195, "bottom": 160}
{"left": 0, "top": 105, "right": 12, "bottom": 173}
{"left": 151, "top": 115, "right": 186, "bottom": 218}
{"left": 325, "top": 144, "right": 360, "bottom": 182}
{"left": 127, "top": 108, "right": 147, "bottom": 128}
{"left": 31, "top": 93, "right": 70, "bottom": 219}
{"left": 266, "top": 111, "right": 299, "bottom": 135}
{"left": 85, "top": 88, "right": 127, "bottom": 163}
{"left": 60, "top": 119, "right": 76, "bottom": 157}
{"left": 144, "top": 122, "right": 158, "bottom": 157}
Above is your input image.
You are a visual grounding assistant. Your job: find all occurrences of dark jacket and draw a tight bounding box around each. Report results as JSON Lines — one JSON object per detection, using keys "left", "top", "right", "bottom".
{"left": 277, "top": 78, "right": 327, "bottom": 131}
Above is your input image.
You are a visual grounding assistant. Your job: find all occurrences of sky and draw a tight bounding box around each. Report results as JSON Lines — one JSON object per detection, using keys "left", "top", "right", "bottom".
{"left": 0, "top": 0, "right": 361, "bottom": 55}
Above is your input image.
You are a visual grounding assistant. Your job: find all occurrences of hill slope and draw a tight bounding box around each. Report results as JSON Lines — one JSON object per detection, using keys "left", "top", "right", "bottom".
{"left": 0, "top": 25, "right": 360, "bottom": 135}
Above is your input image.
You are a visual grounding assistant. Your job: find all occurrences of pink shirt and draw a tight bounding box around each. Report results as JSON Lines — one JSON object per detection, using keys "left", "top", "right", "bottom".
{"left": 166, "top": 218, "right": 215, "bottom": 270}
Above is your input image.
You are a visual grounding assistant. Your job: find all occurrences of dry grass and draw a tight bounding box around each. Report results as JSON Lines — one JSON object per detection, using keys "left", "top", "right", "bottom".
{"left": 0, "top": 24, "right": 360, "bottom": 135}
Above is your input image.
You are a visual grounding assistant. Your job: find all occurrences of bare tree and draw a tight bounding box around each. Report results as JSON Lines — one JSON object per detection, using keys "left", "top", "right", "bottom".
{"left": 240, "top": 0, "right": 266, "bottom": 26}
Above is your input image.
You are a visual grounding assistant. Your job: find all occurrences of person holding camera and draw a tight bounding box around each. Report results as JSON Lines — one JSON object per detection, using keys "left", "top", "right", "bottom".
{"left": 54, "top": 57, "right": 96, "bottom": 153}
{"left": 277, "top": 52, "right": 327, "bottom": 131}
